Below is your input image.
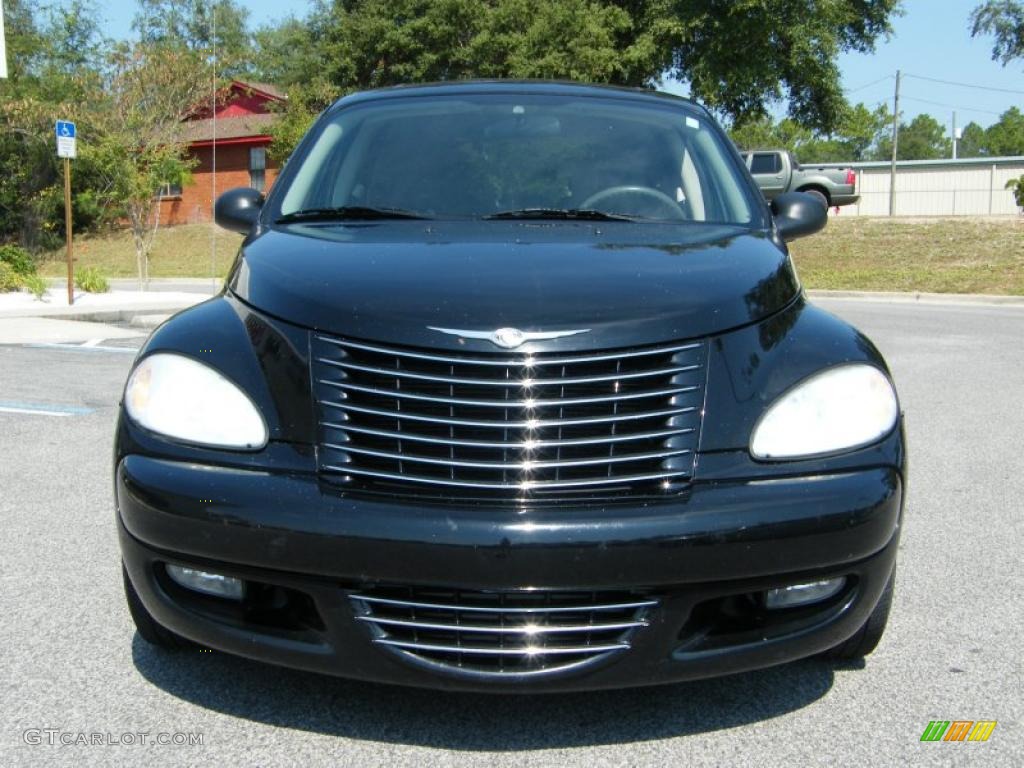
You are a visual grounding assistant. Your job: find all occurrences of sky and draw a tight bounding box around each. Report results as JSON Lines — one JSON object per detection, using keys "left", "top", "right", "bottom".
{"left": 94, "top": 0, "right": 1022, "bottom": 131}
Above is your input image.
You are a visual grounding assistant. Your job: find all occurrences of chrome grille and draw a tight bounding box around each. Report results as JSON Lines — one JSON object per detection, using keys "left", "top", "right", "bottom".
{"left": 350, "top": 587, "right": 657, "bottom": 677}
{"left": 312, "top": 334, "right": 706, "bottom": 500}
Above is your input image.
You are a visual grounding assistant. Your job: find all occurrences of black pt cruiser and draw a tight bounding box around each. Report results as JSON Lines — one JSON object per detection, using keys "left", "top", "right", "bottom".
{"left": 117, "top": 81, "right": 906, "bottom": 692}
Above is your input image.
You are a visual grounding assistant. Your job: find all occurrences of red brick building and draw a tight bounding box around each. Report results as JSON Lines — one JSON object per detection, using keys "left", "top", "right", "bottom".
{"left": 159, "top": 80, "right": 285, "bottom": 226}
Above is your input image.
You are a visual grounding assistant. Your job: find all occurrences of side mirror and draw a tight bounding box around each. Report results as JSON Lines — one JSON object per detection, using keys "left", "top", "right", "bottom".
{"left": 771, "top": 192, "right": 827, "bottom": 242}
{"left": 215, "top": 187, "right": 264, "bottom": 234}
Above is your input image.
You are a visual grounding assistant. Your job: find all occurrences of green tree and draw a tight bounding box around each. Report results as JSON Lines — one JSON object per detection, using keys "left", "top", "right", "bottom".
{"left": 984, "top": 106, "right": 1024, "bottom": 155}
{"left": 133, "top": 0, "right": 253, "bottom": 76}
{"left": 958, "top": 121, "right": 989, "bottom": 157}
{"left": 795, "top": 103, "right": 891, "bottom": 162}
{"left": 312, "top": 0, "right": 898, "bottom": 130}
{"left": 251, "top": 10, "right": 342, "bottom": 162}
{"left": 729, "top": 102, "right": 891, "bottom": 163}
{"left": 971, "top": 1, "right": 1024, "bottom": 65}
{"left": 729, "top": 116, "right": 782, "bottom": 152}
{"left": 874, "top": 114, "right": 952, "bottom": 160}
{"left": 251, "top": 16, "right": 326, "bottom": 88}
{"left": 0, "top": 0, "right": 108, "bottom": 249}
{"left": 87, "top": 45, "right": 211, "bottom": 286}
{"left": 262, "top": 0, "right": 901, "bottom": 159}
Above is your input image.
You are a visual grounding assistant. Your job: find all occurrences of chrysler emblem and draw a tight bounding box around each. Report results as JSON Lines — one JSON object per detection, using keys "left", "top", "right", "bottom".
{"left": 429, "top": 326, "right": 591, "bottom": 349}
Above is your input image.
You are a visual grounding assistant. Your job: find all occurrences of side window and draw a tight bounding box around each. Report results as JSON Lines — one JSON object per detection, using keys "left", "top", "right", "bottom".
{"left": 157, "top": 182, "right": 182, "bottom": 198}
{"left": 750, "top": 153, "right": 780, "bottom": 175}
{"left": 249, "top": 147, "right": 267, "bottom": 192}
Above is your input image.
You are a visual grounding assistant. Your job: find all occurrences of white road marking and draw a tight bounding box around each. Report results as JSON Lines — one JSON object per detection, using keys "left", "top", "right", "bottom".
{"left": 26, "top": 342, "right": 138, "bottom": 354}
{"left": 0, "top": 400, "right": 94, "bottom": 417}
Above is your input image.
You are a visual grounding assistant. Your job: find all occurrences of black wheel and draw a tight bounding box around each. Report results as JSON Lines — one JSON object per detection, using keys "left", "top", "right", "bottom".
{"left": 801, "top": 188, "right": 829, "bottom": 209}
{"left": 123, "top": 564, "right": 191, "bottom": 649}
{"left": 823, "top": 571, "right": 894, "bottom": 660}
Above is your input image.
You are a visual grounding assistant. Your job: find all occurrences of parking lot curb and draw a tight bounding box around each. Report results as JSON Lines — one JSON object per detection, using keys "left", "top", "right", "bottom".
{"left": 807, "top": 289, "right": 1024, "bottom": 307}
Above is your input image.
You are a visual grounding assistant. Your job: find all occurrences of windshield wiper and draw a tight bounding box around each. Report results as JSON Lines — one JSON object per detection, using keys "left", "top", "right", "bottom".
{"left": 484, "top": 207, "right": 637, "bottom": 222}
{"left": 276, "top": 205, "right": 432, "bottom": 223}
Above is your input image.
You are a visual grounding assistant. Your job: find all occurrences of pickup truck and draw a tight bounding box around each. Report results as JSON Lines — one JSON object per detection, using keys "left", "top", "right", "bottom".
{"left": 740, "top": 150, "right": 859, "bottom": 208}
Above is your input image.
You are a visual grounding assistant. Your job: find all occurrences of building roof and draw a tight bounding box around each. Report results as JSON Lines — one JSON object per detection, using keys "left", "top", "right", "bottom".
{"left": 181, "top": 113, "right": 279, "bottom": 145}
{"left": 841, "top": 156, "right": 1024, "bottom": 170}
{"left": 231, "top": 80, "right": 287, "bottom": 102}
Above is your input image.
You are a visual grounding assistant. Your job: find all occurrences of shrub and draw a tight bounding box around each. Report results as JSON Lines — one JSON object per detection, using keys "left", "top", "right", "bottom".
{"left": 0, "top": 244, "right": 36, "bottom": 276}
{"left": 1007, "top": 175, "right": 1024, "bottom": 209}
{"left": 21, "top": 273, "right": 49, "bottom": 300}
{"left": 75, "top": 267, "right": 110, "bottom": 293}
{"left": 0, "top": 262, "right": 21, "bottom": 292}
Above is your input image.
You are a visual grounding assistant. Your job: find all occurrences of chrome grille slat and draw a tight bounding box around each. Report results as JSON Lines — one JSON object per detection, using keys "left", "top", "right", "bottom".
{"left": 350, "top": 588, "right": 657, "bottom": 677}
{"left": 316, "top": 357, "right": 698, "bottom": 386}
{"left": 357, "top": 616, "right": 648, "bottom": 633}
{"left": 317, "top": 334, "right": 701, "bottom": 366}
{"left": 374, "top": 639, "right": 630, "bottom": 655}
{"left": 353, "top": 594, "right": 658, "bottom": 613}
{"left": 319, "top": 379, "right": 698, "bottom": 408}
{"left": 312, "top": 334, "right": 705, "bottom": 500}
{"left": 320, "top": 400, "right": 696, "bottom": 429}
{"left": 325, "top": 443, "right": 690, "bottom": 470}
{"left": 323, "top": 465, "right": 692, "bottom": 490}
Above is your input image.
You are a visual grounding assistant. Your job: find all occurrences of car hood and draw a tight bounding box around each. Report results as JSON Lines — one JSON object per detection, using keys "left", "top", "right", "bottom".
{"left": 227, "top": 221, "right": 798, "bottom": 351}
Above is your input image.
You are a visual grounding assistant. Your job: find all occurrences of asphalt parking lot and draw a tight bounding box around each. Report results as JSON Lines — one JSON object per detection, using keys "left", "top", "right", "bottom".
{"left": 1, "top": 296, "right": 1021, "bottom": 767}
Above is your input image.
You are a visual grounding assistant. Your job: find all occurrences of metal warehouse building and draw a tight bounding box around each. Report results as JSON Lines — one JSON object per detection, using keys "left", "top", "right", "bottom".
{"left": 831, "top": 156, "right": 1024, "bottom": 217}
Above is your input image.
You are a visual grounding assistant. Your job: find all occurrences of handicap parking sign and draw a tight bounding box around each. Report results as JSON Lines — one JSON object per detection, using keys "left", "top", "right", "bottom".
{"left": 55, "top": 120, "right": 77, "bottom": 158}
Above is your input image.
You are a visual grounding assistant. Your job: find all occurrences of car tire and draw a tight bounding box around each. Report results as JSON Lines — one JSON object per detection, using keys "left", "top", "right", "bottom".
{"left": 802, "top": 188, "right": 829, "bottom": 209}
{"left": 823, "top": 571, "right": 894, "bottom": 660}
{"left": 123, "top": 564, "right": 192, "bottom": 649}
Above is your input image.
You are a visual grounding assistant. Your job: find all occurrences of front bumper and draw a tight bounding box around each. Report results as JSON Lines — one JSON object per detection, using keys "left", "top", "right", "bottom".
{"left": 118, "top": 454, "right": 902, "bottom": 692}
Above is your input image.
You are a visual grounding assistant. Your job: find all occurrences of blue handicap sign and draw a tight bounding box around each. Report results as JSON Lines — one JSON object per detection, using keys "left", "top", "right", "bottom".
{"left": 55, "top": 120, "right": 76, "bottom": 139}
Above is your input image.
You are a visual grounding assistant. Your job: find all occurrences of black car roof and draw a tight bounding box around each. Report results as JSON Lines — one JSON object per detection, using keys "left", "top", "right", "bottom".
{"left": 331, "top": 79, "right": 706, "bottom": 113}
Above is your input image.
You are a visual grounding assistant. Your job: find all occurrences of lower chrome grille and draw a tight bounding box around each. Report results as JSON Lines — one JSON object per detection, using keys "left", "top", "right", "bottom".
{"left": 350, "top": 587, "right": 657, "bottom": 677}
{"left": 312, "top": 333, "right": 706, "bottom": 500}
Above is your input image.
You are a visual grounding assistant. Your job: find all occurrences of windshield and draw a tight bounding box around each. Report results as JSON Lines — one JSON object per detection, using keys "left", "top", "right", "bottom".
{"left": 275, "top": 93, "right": 756, "bottom": 226}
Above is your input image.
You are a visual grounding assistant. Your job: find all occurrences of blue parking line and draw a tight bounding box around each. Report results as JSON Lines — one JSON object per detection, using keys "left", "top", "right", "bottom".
{"left": 0, "top": 400, "right": 95, "bottom": 417}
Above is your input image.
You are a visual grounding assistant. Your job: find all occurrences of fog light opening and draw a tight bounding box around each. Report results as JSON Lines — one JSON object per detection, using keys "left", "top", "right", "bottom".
{"left": 165, "top": 564, "right": 245, "bottom": 601}
{"left": 765, "top": 577, "right": 846, "bottom": 610}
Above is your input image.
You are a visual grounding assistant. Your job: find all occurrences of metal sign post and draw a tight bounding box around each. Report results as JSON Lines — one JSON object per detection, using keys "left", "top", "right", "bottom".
{"left": 55, "top": 120, "right": 76, "bottom": 304}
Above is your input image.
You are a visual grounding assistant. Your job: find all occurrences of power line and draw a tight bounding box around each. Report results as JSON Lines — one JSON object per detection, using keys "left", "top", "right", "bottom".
{"left": 844, "top": 75, "right": 894, "bottom": 94}
{"left": 901, "top": 94, "right": 1003, "bottom": 117}
{"left": 903, "top": 72, "right": 1024, "bottom": 96}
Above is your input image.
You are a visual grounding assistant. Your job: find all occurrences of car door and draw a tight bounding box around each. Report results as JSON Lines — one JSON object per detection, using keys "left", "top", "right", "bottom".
{"left": 749, "top": 152, "right": 786, "bottom": 199}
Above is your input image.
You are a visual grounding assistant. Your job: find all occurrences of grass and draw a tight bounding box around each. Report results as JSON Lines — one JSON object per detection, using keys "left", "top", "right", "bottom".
{"left": 36, "top": 216, "right": 1024, "bottom": 295}
{"left": 37, "top": 224, "right": 243, "bottom": 279}
{"left": 790, "top": 216, "right": 1024, "bottom": 295}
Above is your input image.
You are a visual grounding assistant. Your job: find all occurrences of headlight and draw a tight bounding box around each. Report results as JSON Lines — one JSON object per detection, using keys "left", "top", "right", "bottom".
{"left": 124, "top": 353, "right": 267, "bottom": 450}
{"left": 750, "top": 364, "right": 898, "bottom": 460}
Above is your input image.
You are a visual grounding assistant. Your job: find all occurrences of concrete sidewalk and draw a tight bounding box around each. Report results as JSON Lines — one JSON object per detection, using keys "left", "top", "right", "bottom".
{"left": 0, "top": 317, "right": 147, "bottom": 345}
{"left": 0, "top": 286, "right": 208, "bottom": 323}
{"left": 46, "top": 277, "right": 221, "bottom": 295}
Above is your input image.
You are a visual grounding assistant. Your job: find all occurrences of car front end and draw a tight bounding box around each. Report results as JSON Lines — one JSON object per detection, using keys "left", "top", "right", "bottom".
{"left": 117, "top": 82, "right": 905, "bottom": 692}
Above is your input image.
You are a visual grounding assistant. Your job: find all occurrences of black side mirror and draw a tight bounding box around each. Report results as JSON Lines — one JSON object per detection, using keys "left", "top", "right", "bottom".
{"left": 215, "top": 187, "right": 264, "bottom": 234}
{"left": 771, "top": 192, "right": 827, "bottom": 242}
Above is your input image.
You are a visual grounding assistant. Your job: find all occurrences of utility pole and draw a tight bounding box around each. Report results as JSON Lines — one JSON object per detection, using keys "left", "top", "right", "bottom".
{"left": 1, "top": 0, "right": 9, "bottom": 79}
{"left": 952, "top": 111, "right": 958, "bottom": 160}
{"left": 888, "top": 69, "right": 901, "bottom": 217}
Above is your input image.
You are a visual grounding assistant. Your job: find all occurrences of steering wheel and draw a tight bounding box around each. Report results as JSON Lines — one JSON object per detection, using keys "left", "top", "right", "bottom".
{"left": 580, "top": 185, "right": 687, "bottom": 221}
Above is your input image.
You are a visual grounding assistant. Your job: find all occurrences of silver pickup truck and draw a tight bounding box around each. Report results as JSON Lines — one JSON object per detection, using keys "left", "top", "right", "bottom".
{"left": 740, "top": 150, "right": 859, "bottom": 208}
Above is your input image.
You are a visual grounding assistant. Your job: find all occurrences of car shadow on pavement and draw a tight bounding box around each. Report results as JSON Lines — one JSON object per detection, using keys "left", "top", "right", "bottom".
{"left": 132, "top": 635, "right": 842, "bottom": 749}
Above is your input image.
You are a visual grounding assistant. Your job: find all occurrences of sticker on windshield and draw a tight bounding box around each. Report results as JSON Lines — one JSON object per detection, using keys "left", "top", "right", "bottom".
{"left": 685, "top": 116, "right": 700, "bottom": 130}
